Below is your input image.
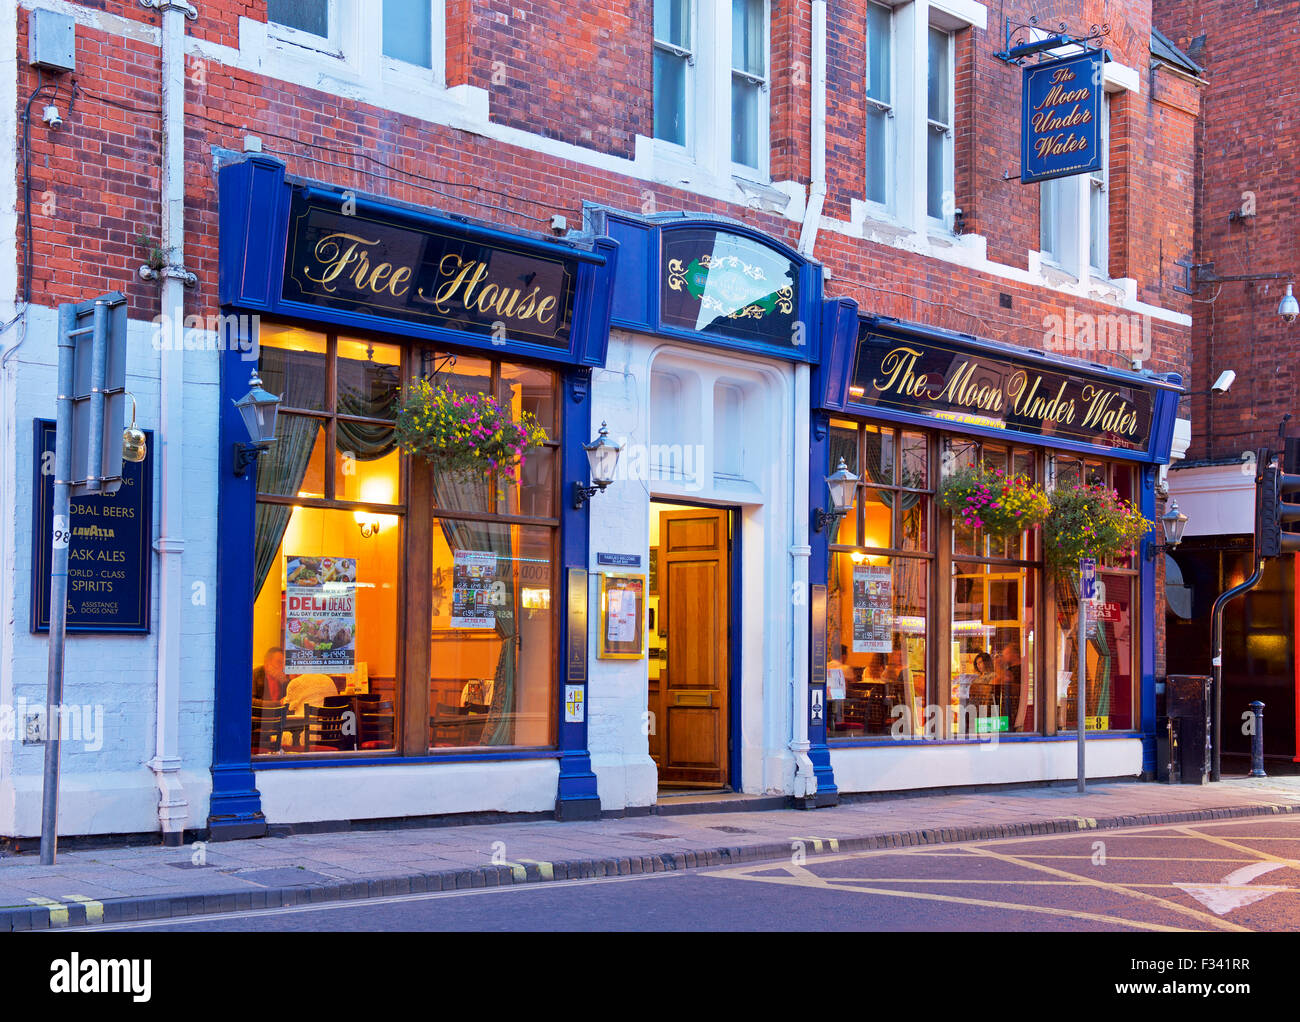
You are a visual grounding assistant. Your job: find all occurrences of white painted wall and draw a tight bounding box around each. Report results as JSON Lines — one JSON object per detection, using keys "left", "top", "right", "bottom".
{"left": 0, "top": 306, "right": 221, "bottom": 837}
{"left": 830, "top": 737, "right": 1144, "bottom": 792}
{"left": 587, "top": 330, "right": 800, "bottom": 807}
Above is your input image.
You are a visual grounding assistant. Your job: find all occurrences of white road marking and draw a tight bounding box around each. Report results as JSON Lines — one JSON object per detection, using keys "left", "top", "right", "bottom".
{"left": 1174, "top": 861, "right": 1290, "bottom": 916}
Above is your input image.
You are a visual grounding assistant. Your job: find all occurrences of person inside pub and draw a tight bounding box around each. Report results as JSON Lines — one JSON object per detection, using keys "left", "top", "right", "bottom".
{"left": 252, "top": 646, "right": 288, "bottom": 703}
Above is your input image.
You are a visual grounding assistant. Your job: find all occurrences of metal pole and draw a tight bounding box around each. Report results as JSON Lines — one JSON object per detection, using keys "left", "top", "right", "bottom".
{"left": 1250, "top": 701, "right": 1266, "bottom": 778}
{"left": 39, "top": 304, "right": 76, "bottom": 865}
{"left": 1210, "top": 559, "right": 1264, "bottom": 782}
{"left": 1077, "top": 590, "right": 1087, "bottom": 793}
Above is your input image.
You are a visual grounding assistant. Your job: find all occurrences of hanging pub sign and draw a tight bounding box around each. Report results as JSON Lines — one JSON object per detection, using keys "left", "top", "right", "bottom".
{"left": 1020, "top": 49, "right": 1105, "bottom": 184}
{"left": 850, "top": 329, "right": 1156, "bottom": 453}
{"left": 282, "top": 191, "right": 577, "bottom": 348}
{"left": 660, "top": 227, "right": 801, "bottom": 349}
{"left": 31, "top": 419, "right": 153, "bottom": 633}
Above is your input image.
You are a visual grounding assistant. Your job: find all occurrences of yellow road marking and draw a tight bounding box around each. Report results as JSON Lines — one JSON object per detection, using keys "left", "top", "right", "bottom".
{"left": 964, "top": 845, "right": 1251, "bottom": 932}
{"left": 519, "top": 859, "right": 554, "bottom": 881}
{"left": 62, "top": 895, "right": 104, "bottom": 924}
{"left": 27, "top": 896, "right": 68, "bottom": 927}
{"left": 1173, "top": 827, "right": 1300, "bottom": 868}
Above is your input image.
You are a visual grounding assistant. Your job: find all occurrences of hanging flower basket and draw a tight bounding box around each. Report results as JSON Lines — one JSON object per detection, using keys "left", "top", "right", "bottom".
{"left": 393, "top": 378, "right": 548, "bottom": 480}
{"left": 1044, "top": 483, "right": 1151, "bottom": 578}
{"left": 938, "top": 464, "right": 1051, "bottom": 538}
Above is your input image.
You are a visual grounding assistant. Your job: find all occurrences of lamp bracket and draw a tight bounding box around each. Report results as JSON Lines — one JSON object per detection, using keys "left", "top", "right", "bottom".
{"left": 233, "top": 441, "right": 270, "bottom": 479}
{"left": 813, "top": 507, "right": 848, "bottom": 534}
{"left": 994, "top": 15, "right": 1110, "bottom": 66}
{"left": 1173, "top": 260, "right": 1289, "bottom": 295}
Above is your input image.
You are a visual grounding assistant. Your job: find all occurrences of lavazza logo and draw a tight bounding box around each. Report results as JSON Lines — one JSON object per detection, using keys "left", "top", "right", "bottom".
{"left": 49, "top": 954, "right": 151, "bottom": 1002}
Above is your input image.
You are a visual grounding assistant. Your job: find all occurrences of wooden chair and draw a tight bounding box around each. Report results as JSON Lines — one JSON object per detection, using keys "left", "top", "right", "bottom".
{"left": 304, "top": 702, "right": 350, "bottom": 752}
{"left": 430, "top": 702, "right": 473, "bottom": 748}
{"left": 358, "top": 700, "right": 396, "bottom": 751}
{"left": 252, "top": 700, "right": 287, "bottom": 755}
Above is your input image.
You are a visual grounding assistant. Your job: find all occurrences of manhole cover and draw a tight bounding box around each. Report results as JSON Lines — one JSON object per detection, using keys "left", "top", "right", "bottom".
{"left": 167, "top": 861, "right": 209, "bottom": 870}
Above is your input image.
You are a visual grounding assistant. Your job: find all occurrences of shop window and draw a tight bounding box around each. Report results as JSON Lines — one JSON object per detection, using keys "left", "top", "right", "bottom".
{"left": 1049, "top": 456, "right": 1140, "bottom": 733}
{"left": 252, "top": 327, "right": 404, "bottom": 757}
{"left": 427, "top": 358, "right": 560, "bottom": 752}
{"left": 250, "top": 329, "right": 559, "bottom": 758}
{"left": 825, "top": 420, "right": 933, "bottom": 739}
{"left": 946, "top": 438, "right": 1041, "bottom": 735}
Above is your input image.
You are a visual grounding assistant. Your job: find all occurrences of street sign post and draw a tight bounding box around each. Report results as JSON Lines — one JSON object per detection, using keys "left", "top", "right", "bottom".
{"left": 1078, "top": 557, "right": 1096, "bottom": 793}
{"left": 40, "top": 292, "right": 128, "bottom": 865}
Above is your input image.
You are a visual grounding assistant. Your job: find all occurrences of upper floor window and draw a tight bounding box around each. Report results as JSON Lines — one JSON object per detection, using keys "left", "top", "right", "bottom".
{"left": 383, "top": 0, "right": 433, "bottom": 68}
{"left": 268, "top": 0, "right": 329, "bottom": 38}
{"left": 652, "top": 0, "right": 771, "bottom": 177}
{"left": 1039, "top": 93, "right": 1111, "bottom": 278}
{"left": 731, "top": 0, "right": 768, "bottom": 169}
{"left": 654, "top": 0, "right": 693, "bottom": 147}
{"left": 864, "top": 2, "right": 893, "bottom": 207}
{"left": 1089, "top": 95, "right": 1110, "bottom": 274}
{"left": 926, "top": 26, "right": 953, "bottom": 221}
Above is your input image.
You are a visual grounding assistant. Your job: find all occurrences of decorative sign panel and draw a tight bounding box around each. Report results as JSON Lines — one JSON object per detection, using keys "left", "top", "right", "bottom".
{"left": 1021, "top": 50, "right": 1105, "bottom": 184}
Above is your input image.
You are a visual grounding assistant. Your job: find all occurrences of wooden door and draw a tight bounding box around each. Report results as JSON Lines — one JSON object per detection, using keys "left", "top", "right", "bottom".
{"left": 657, "top": 507, "right": 730, "bottom": 788}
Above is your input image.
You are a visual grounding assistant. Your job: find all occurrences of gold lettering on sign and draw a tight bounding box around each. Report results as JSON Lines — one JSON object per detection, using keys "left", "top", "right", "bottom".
{"left": 1080, "top": 385, "right": 1139, "bottom": 436}
{"left": 302, "top": 233, "right": 413, "bottom": 298}
{"left": 872, "top": 346, "right": 933, "bottom": 398}
{"left": 417, "top": 254, "right": 558, "bottom": 326}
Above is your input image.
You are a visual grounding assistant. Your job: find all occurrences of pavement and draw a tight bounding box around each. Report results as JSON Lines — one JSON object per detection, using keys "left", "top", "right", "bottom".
{"left": 4, "top": 775, "right": 1300, "bottom": 931}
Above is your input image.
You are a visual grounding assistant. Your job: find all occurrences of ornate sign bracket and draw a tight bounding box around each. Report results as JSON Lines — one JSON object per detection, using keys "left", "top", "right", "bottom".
{"left": 994, "top": 15, "right": 1110, "bottom": 66}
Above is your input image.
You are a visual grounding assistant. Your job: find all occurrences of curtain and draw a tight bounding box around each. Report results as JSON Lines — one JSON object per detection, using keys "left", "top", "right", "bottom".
{"left": 252, "top": 348, "right": 326, "bottom": 599}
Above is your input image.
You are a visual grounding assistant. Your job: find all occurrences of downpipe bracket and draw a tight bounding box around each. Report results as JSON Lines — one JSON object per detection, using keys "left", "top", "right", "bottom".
{"left": 139, "top": 0, "right": 199, "bottom": 19}
{"left": 139, "top": 263, "right": 198, "bottom": 288}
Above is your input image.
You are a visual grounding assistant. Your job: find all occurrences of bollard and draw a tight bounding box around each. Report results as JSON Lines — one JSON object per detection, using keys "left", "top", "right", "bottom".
{"left": 1249, "top": 701, "right": 1267, "bottom": 778}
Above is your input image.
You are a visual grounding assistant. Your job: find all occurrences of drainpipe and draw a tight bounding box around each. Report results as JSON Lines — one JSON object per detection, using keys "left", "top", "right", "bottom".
{"left": 140, "top": 0, "right": 198, "bottom": 846}
{"left": 790, "top": 0, "right": 827, "bottom": 802}
{"left": 797, "top": 0, "right": 827, "bottom": 256}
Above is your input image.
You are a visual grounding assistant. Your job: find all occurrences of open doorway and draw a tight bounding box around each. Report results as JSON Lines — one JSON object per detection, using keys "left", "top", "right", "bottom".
{"left": 648, "top": 500, "right": 734, "bottom": 790}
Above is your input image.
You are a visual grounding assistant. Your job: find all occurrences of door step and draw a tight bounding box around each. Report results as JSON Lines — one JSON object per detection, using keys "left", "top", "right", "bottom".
{"left": 653, "top": 791, "right": 793, "bottom": 816}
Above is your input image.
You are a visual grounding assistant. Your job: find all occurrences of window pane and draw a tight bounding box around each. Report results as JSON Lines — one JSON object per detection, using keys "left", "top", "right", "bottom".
{"left": 952, "top": 562, "right": 1036, "bottom": 735}
{"left": 654, "top": 50, "right": 688, "bottom": 145}
{"left": 826, "top": 553, "right": 929, "bottom": 739}
{"left": 927, "top": 125, "right": 945, "bottom": 219}
{"left": 861, "top": 425, "right": 895, "bottom": 485}
{"left": 383, "top": 0, "right": 433, "bottom": 68}
{"left": 899, "top": 493, "right": 930, "bottom": 552}
{"left": 258, "top": 413, "right": 326, "bottom": 498}
{"left": 731, "top": 77, "right": 761, "bottom": 167}
{"left": 901, "top": 432, "right": 928, "bottom": 488}
{"left": 252, "top": 507, "right": 401, "bottom": 756}
{"left": 1057, "top": 573, "right": 1132, "bottom": 732}
{"left": 258, "top": 324, "right": 327, "bottom": 412}
{"left": 655, "top": 0, "right": 691, "bottom": 48}
{"left": 267, "top": 0, "right": 329, "bottom": 37}
{"left": 865, "top": 106, "right": 888, "bottom": 205}
{"left": 732, "top": 0, "right": 765, "bottom": 76}
{"left": 860, "top": 488, "right": 893, "bottom": 550}
{"left": 1040, "top": 179, "right": 1056, "bottom": 255}
{"left": 1090, "top": 178, "right": 1107, "bottom": 272}
{"left": 866, "top": 3, "right": 891, "bottom": 103}
{"left": 430, "top": 523, "right": 555, "bottom": 750}
{"left": 927, "top": 28, "right": 949, "bottom": 124}
{"left": 498, "top": 363, "right": 557, "bottom": 436}
{"left": 337, "top": 338, "right": 401, "bottom": 420}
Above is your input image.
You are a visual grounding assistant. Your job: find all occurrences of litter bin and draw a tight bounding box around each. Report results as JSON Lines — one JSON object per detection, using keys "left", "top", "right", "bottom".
{"left": 1167, "top": 674, "right": 1212, "bottom": 784}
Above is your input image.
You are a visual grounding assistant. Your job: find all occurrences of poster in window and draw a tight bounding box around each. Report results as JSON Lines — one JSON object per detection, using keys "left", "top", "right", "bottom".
{"left": 599, "top": 573, "right": 646, "bottom": 659}
{"left": 284, "top": 555, "right": 357, "bottom": 675}
{"left": 851, "top": 564, "right": 892, "bottom": 654}
{"left": 451, "top": 550, "right": 498, "bottom": 629}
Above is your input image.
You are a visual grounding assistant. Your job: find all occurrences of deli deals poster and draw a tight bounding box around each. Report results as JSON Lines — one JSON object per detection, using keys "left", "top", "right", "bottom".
{"left": 284, "top": 555, "right": 357, "bottom": 674}
{"left": 451, "top": 550, "right": 497, "bottom": 629}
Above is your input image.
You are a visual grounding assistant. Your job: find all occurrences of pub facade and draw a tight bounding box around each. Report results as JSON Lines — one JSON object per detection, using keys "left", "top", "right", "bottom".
{"left": 0, "top": 1, "right": 1200, "bottom": 843}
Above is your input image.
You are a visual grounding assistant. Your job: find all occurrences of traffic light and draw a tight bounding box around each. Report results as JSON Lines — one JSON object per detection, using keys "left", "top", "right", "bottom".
{"left": 1255, "top": 448, "right": 1300, "bottom": 558}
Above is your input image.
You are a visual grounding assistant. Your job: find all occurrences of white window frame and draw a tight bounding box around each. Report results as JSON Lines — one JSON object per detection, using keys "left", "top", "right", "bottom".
{"left": 648, "top": 0, "right": 772, "bottom": 183}
{"left": 728, "top": 0, "right": 771, "bottom": 176}
{"left": 925, "top": 22, "right": 955, "bottom": 228}
{"left": 863, "top": 1, "right": 896, "bottom": 215}
{"left": 266, "top": 0, "right": 343, "bottom": 58}
{"left": 653, "top": 0, "right": 698, "bottom": 157}
{"left": 1089, "top": 93, "right": 1110, "bottom": 276}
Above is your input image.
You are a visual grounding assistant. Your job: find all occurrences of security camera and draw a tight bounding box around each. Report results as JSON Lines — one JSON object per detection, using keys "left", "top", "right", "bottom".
{"left": 41, "top": 104, "right": 62, "bottom": 129}
{"left": 1212, "top": 370, "right": 1236, "bottom": 394}
{"left": 1279, "top": 283, "right": 1299, "bottom": 324}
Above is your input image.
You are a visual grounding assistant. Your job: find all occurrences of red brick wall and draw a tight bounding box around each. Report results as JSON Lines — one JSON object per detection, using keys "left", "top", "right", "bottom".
{"left": 15, "top": 1, "right": 1194, "bottom": 388}
{"left": 1156, "top": 0, "right": 1299, "bottom": 462}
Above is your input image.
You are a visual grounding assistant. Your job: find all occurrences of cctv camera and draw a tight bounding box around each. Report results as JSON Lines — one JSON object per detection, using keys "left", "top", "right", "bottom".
{"left": 1212, "top": 370, "right": 1236, "bottom": 394}
{"left": 41, "top": 104, "right": 61, "bottom": 129}
{"left": 1280, "top": 283, "right": 1299, "bottom": 324}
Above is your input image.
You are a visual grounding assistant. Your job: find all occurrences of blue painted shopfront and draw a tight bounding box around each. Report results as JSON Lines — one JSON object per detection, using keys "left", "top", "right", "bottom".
{"left": 808, "top": 313, "right": 1184, "bottom": 799}
{"left": 209, "top": 155, "right": 618, "bottom": 838}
